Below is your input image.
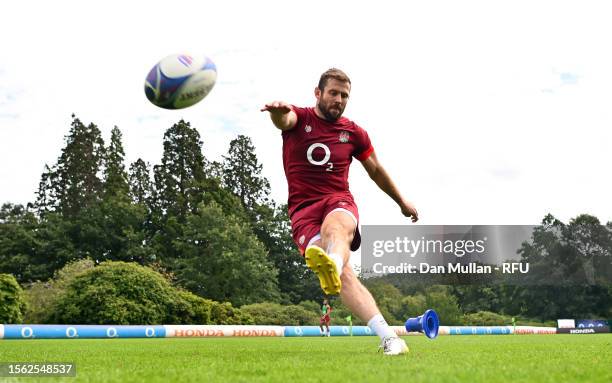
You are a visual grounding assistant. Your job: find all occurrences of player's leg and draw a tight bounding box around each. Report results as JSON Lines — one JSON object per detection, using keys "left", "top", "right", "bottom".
{"left": 338, "top": 259, "right": 408, "bottom": 354}
{"left": 320, "top": 210, "right": 354, "bottom": 267}
{"left": 304, "top": 210, "right": 353, "bottom": 295}
{"left": 312, "top": 210, "right": 377, "bottom": 322}
{"left": 317, "top": 211, "right": 408, "bottom": 355}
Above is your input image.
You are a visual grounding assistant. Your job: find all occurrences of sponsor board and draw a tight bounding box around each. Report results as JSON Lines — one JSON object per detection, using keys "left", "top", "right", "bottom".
{"left": 164, "top": 325, "right": 284, "bottom": 337}
{"left": 557, "top": 327, "right": 610, "bottom": 334}
{"left": 284, "top": 326, "right": 373, "bottom": 337}
{"left": 1, "top": 325, "right": 166, "bottom": 339}
{"left": 513, "top": 326, "right": 557, "bottom": 335}
{"left": 448, "top": 326, "right": 513, "bottom": 335}
{"left": 557, "top": 319, "right": 576, "bottom": 329}
{"left": 0, "top": 324, "right": 582, "bottom": 340}
{"left": 576, "top": 320, "right": 609, "bottom": 328}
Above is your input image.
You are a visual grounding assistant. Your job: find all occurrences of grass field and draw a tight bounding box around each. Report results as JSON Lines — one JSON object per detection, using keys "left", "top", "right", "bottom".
{"left": 0, "top": 335, "right": 610, "bottom": 383}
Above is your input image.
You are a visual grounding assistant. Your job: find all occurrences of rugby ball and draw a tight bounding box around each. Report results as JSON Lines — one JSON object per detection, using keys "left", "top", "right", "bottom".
{"left": 144, "top": 53, "right": 217, "bottom": 109}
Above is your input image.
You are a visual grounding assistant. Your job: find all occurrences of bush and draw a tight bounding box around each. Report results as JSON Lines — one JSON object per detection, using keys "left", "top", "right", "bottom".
{"left": 401, "top": 294, "right": 427, "bottom": 320}
{"left": 0, "top": 273, "right": 26, "bottom": 323}
{"left": 424, "top": 286, "right": 463, "bottom": 325}
{"left": 241, "top": 302, "right": 319, "bottom": 325}
{"left": 462, "top": 311, "right": 557, "bottom": 327}
{"left": 463, "top": 311, "right": 509, "bottom": 326}
{"left": 23, "top": 258, "right": 95, "bottom": 323}
{"left": 366, "top": 282, "right": 404, "bottom": 324}
{"left": 240, "top": 302, "right": 289, "bottom": 325}
{"left": 210, "top": 301, "right": 254, "bottom": 325}
{"left": 168, "top": 290, "right": 253, "bottom": 325}
{"left": 297, "top": 300, "right": 320, "bottom": 313}
{"left": 326, "top": 300, "right": 365, "bottom": 326}
{"left": 167, "top": 290, "right": 212, "bottom": 324}
{"left": 51, "top": 261, "right": 251, "bottom": 325}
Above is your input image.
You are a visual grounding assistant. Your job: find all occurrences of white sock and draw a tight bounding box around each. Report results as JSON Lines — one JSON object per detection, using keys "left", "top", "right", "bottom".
{"left": 367, "top": 313, "right": 398, "bottom": 340}
{"left": 328, "top": 253, "right": 344, "bottom": 276}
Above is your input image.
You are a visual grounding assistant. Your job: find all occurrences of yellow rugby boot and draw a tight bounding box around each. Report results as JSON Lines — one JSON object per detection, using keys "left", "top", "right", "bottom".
{"left": 305, "top": 245, "right": 341, "bottom": 295}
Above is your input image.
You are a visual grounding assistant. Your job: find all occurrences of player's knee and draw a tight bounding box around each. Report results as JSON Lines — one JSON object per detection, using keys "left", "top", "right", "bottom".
{"left": 340, "top": 266, "right": 357, "bottom": 287}
{"left": 309, "top": 238, "right": 322, "bottom": 249}
{"left": 322, "top": 224, "right": 353, "bottom": 246}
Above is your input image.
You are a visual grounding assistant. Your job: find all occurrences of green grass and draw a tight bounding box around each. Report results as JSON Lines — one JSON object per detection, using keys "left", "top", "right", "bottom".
{"left": 0, "top": 335, "right": 610, "bottom": 383}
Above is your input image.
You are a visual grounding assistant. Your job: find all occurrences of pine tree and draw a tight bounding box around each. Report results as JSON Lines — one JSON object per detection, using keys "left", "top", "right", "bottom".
{"left": 222, "top": 135, "right": 271, "bottom": 211}
{"left": 153, "top": 120, "right": 207, "bottom": 222}
{"left": 34, "top": 115, "right": 106, "bottom": 217}
{"left": 34, "top": 164, "right": 60, "bottom": 215}
{"left": 104, "top": 126, "right": 130, "bottom": 199}
{"left": 128, "top": 159, "right": 153, "bottom": 206}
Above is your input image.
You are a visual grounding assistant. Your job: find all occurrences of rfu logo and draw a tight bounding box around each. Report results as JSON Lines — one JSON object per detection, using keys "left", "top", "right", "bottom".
{"left": 305, "top": 125, "right": 312, "bottom": 133}
{"left": 339, "top": 131, "right": 349, "bottom": 143}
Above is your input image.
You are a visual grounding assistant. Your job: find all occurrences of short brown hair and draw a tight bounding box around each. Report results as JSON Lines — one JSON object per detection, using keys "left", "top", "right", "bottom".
{"left": 318, "top": 68, "right": 351, "bottom": 90}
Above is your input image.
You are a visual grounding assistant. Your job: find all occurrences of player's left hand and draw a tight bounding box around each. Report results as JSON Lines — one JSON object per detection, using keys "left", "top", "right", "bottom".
{"left": 401, "top": 201, "right": 419, "bottom": 223}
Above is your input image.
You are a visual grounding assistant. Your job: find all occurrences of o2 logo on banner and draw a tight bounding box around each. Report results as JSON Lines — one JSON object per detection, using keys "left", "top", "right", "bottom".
{"left": 576, "top": 320, "right": 607, "bottom": 328}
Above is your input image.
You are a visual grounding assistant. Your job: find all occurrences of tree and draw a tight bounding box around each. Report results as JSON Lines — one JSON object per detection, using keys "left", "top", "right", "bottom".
{"left": 220, "top": 137, "right": 318, "bottom": 303}
{"left": 258, "top": 204, "right": 320, "bottom": 304}
{"left": 0, "top": 204, "right": 39, "bottom": 281}
{"left": 0, "top": 273, "right": 26, "bottom": 323}
{"left": 90, "top": 126, "right": 153, "bottom": 263}
{"left": 221, "top": 135, "right": 270, "bottom": 212}
{"left": 563, "top": 214, "right": 612, "bottom": 285}
{"left": 153, "top": 120, "right": 208, "bottom": 222}
{"left": 511, "top": 214, "right": 612, "bottom": 320}
{"left": 173, "top": 201, "right": 281, "bottom": 306}
{"left": 129, "top": 158, "right": 153, "bottom": 206}
{"left": 35, "top": 116, "right": 106, "bottom": 218}
{"left": 104, "top": 126, "right": 130, "bottom": 199}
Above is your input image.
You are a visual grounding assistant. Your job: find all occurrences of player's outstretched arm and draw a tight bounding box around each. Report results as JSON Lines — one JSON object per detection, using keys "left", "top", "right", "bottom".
{"left": 360, "top": 151, "right": 419, "bottom": 223}
{"left": 260, "top": 101, "right": 298, "bottom": 131}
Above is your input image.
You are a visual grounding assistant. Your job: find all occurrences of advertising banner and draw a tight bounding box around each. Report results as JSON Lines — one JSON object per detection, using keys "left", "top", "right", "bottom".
{"left": 164, "top": 325, "right": 284, "bottom": 337}
{"left": 1, "top": 325, "right": 166, "bottom": 339}
{"left": 557, "top": 327, "right": 610, "bottom": 334}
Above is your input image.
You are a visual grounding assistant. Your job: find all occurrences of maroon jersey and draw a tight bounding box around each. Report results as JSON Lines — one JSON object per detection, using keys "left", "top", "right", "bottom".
{"left": 282, "top": 106, "right": 374, "bottom": 217}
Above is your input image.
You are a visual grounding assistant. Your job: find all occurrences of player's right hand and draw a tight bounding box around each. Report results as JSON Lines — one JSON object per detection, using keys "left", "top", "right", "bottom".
{"left": 261, "top": 101, "right": 292, "bottom": 114}
{"left": 401, "top": 200, "right": 419, "bottom": 223}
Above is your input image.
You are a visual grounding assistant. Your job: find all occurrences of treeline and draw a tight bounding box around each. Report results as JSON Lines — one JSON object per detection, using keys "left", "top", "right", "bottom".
{"left": 0, "top": 116, "right": 319, "bottom": 308}
{"left": 0, "top": 116, "right": 610, "bottom": 325}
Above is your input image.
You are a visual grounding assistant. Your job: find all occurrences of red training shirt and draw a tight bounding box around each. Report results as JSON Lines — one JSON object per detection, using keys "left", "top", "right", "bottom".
{"left": 282, "top": 106, "right": 374, "bottom": 217}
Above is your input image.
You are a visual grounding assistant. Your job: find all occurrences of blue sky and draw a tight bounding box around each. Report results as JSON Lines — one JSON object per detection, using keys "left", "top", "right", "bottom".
{"left": 1, "top": 0, "right": 611, "bottom": 235}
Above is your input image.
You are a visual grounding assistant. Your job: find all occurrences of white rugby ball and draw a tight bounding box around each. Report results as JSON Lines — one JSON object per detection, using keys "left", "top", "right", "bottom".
{"left": 144, "top": 53, "right": 217, "bottom": 109}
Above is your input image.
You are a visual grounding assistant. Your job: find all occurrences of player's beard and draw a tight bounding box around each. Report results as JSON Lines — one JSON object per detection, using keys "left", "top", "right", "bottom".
{"left": 317, "top": 99, "right": 345, "bottom": 121}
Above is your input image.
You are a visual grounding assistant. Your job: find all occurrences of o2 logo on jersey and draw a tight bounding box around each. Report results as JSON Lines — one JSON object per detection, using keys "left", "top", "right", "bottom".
{"left": 306, "top": 143, "right": 333, "bottom": 171}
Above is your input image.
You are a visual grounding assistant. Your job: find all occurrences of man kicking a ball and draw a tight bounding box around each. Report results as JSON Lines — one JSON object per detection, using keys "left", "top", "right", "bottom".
{"left": 261, "top": 68, "right": 418, "bottom": 356}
